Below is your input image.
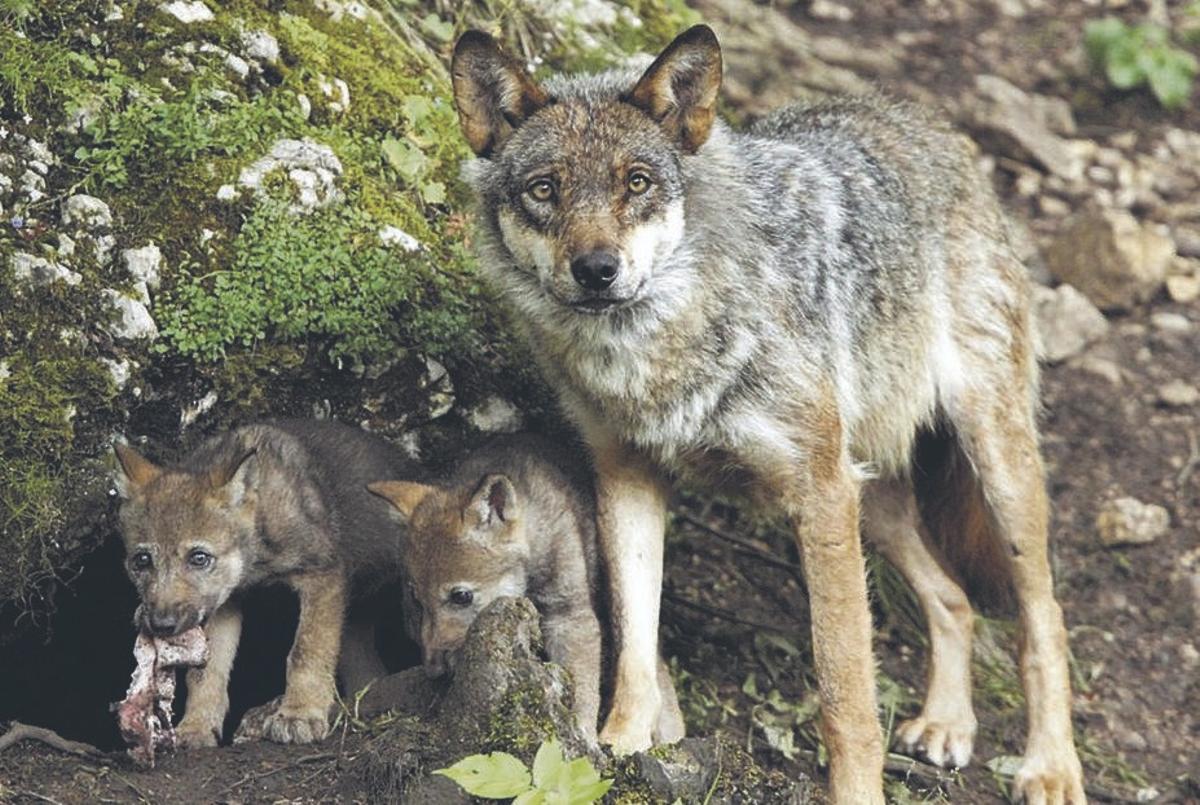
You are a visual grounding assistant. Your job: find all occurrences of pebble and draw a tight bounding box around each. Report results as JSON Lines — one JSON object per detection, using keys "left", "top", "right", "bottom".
{"left": 1096, "top": 496, "right": 1169, "bottom": 547}
{"left": 1159, "top": 379, "right": 1200, "bottom": 407}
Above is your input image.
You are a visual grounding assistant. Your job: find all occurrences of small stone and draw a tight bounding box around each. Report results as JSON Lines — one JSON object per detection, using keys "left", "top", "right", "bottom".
{"left": 158, "top": 0, "right": 214, "bottom": 23}
{"left": 468, "top": 397, "right": 522, "bottom": 433}
{"left": 962, "top": 75, "right": 1082, "bottom": 179}
{"left": 240, "top": 30, "right": 280, "bottom": 64}
{"left": 180, "top": 390, "right": 218, "bottom": 429}
{"left": 216, "top": 184, "right": 238, "bottom": 202}
{"left": 1166, "top": 274, "right": 1200, "bottom": 303}
{"left": 1068, "top": 354, "right": 1123, "bottom": 386}
{"left": 1149, "top": 311, "right": 1191, "bottom": 334}
{"left": 378, "top": 225, "right": 421, "bottom": 252}
{"left": 297, "top": 93, "right": 312, "bottom": 120}
{"left": 809, "top": 0, "right": 855, "bottom": 20}
{"left": 1038, "top": 195, "right": 1071, "bottom": 217}
{"left": 102, "top": 357, "right": 134, "bottom": 390}
{"left": 1034, "top": 284, "right": 1109, "bottom": 364}
{"left": 1159, "top": 379, "right": 1200, "bottom": 407}
{"left": 103, "top": 290, "right": 159, "bottom": 341}
{"left": 1044, "top": 209, "right": 1174, "bottom": 310}
{"left": 11, "top": 252, "right": 82, "bottom": 287}
{"left": 237, "top": 138, "right": 343, "bottom": 212}
{"left": 1180, "top": 643, "right": 1200, "bottom": 667}
{"left": 122, "top": 244, "right": 163, "bottom": 302}
{"left": 62, "top": 194, "right": 113, "bottom": 231}
{"left": 1096, "top": 497, "right": 1169, "bottom": 547}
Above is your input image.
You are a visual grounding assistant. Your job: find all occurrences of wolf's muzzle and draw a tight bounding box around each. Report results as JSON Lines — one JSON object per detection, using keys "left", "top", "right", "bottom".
{"left": 570, "top": 250, "right": 619, "bottom": 291}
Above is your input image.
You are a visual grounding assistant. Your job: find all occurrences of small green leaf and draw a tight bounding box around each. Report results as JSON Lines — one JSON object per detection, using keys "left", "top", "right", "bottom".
{"left": 434, "top": 752, "right": 532, "bottom": 798}
{"left": 419, "top": 13, "right": 454, "bottom": 43}
{"left": 382, "top": 137, "right": 428, "bottom": 183}
{"left": 514, "top": 790, "right": 548, "bottom": 805}
{"left": 985, "top": 754, "right": 1025, "bottom": 778}
{"left": 568, "top": 779, "right": 614, "bottom": 805}
{"left": 1105, "top": 38, "right": 1144, "bottom": 89}
{"left": 532, "top": 738, "right": 566, "bottom": 789}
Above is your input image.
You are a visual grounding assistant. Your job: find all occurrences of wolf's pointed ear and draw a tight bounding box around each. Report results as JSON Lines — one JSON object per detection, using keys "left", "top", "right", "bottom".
{"left": 207, "top": 446, "right": 257, "bottom": 507}
{"left": 627, "top": 25, "right": 723, "bottom": 153}
{"left": 113, "top": 442, "right": 162, "bottom": 498}
{"left": 368, "top": 480, "right": 436, "bottom": 521}
{"left": 464, "top": 473, "right": 519, "bottom": 537}
{"left": 452, "top": 30, "right": 550, "bottom": 157}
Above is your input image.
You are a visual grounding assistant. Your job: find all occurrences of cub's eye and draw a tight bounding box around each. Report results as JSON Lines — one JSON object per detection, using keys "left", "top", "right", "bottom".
{"left": 448, "top": 588, "right": 474, "bottom": 607}
{"left": 130, "top": 551, "right": 152, "bottom": 571}
{"left": 526, "top": 178, "right": 555, "bottom": 203}
{"left": 187, "top": 549, "right": 214, "bottom": 569}
{"left": 627, "top": 171, "right": 652, "bottom": 195}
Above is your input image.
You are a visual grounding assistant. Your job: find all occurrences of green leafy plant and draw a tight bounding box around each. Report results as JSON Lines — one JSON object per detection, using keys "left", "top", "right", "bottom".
{"left": 434, "top": 738, "right": 613, "bottom": 804}
{"left": 1084, "top": 16, "right": 1198, "bottom": 109}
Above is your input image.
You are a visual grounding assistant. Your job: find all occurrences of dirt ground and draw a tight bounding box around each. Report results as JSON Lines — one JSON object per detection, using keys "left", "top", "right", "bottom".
{"left": 2, "top": 1, "right": 1199, "bottom": 803}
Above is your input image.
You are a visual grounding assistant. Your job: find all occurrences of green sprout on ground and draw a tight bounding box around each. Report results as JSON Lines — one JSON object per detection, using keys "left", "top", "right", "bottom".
{"left": 1084, "top": 16, "right": 1198, "bottom": 109}
{"left": 435, "top": 738, "right": 612, "bottom": 804}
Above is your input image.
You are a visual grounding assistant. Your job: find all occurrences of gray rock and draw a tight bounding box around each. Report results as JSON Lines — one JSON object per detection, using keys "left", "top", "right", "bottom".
{"left": 1096, "top": 497, "right": 1170, "bottom": 547}
{"left": 101, "top": 358, "right": 134, "bottom": 391}
{"left": 467, "top": 396, "right": 522, "bottom": 433}
{"left": 1166, "top": 273, "right": 1200, "bottom": 303}
{"left": 158, "top": 0, "right": 214, "bottom": 23}
{"left": 633, "top": 738, "right": 721, "bottom": 800}
{"left": 1159, "top": 379, "right": 1200, "bottom": 407}
{"left": 1149, "top": 311, "right": 1192, "bottom": 334}
{"left": 11, "top": 252, "right": 82, "bottom": 287}
{"left": 961, "top": 75, "right": 1083, "bottom": 180}
{"left": 122, "top": 244, "right": 163, "bottom": 303}
{"left": 1034, "top": 284, "right": 1109, "bottom": 364}
{"left": 379, "top": 225, "right": 421, "bottom": 252}
{"left": 238, "top": 138, "right": 343, "bottom": 212}
{"left": 1044, "top": 209, "right": 1174, "bottom": 310}
{"left": 240, "top": 30, "right": 280, "bottom": 64}
{"left": 103, "top": 290, "right": 159, "bottom": 341}
{"left": 62, "top": 194, "right": 113, "bottom": 231}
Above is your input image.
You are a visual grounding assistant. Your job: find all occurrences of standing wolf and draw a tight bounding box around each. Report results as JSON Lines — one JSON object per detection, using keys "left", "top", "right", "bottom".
{"left": 113, "top": 419, "right": 419, "bottom": 747}
{"left": 451, "top": 24, "right": 1085, "bottom": 804}
{"left": 368, "top": 434, "right": 685, "bottom": 743}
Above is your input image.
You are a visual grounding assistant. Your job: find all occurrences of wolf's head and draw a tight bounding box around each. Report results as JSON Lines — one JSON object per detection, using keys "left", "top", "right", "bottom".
{"left": 368, "top": 474, "right": 529, "bottom": 677}
{"left": 113, "top": 442, "right": 256, "bottom": 637}
{"left": 452, "top": 25, "right": 722, "bottom": 316}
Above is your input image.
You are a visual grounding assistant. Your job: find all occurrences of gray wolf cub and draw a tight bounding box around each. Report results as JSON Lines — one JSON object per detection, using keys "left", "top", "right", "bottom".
{"left": 451, "top": 24, "right": 1084, "bottom": 804}
{"left": 369, "top": 434, "right": 685, "bottom": 744}
{"left": 113, "top": 419, "right": 419, "bottom": 746}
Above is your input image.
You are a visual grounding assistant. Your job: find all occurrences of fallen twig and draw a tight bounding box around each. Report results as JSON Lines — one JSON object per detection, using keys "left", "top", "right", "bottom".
{"left": 0, "top": 722, "right": 105, "bottom": 759}
{"left": 676, "top": 512, "right": 805, "bottom": 576}
{"left": 214, "top": 752, "right": 337, "bottom": 799}
{"left": 1177, "top": 428, "right": 1199, "bottom": 489}
{"left": 664, "top": 590, "right": 790, "bottom": 633}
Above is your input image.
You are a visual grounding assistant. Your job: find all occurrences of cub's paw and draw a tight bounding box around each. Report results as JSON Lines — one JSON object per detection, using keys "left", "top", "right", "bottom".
{"left": 261, "top": 704, "right": 330, "bottom": 745}
{"left": 175, "top": 718, "right": 221, "bottom": 749}
{"left": 893, "top": 714, "right": 976, "bottom": 769}
{"left": 1012, "top": 750, "right": 1086, "bottom": 805}
{"left": 231, "top": 698, "right": 279, "bottom": 744}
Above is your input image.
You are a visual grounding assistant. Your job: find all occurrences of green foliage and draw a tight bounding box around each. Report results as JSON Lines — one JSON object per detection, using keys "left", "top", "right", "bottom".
{"left": 435, "top": 739, "right": 613, "bottom": 804}
{"left": 1085, "top": 16, "right": 1198, "bottom": 109}
{"left": 159, "top": 194, "right": 477, "bottom": 363}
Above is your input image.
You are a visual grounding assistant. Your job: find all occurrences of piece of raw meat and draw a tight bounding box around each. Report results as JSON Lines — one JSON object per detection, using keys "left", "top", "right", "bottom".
{"left": 114, "top": 627, "right": 208, "bottom": 767}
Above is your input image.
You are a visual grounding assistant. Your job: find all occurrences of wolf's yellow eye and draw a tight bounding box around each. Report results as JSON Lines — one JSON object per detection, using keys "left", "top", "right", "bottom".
{"left": 627, "top": 172, "right": 651, "bottom": 195}
{"left": 527, "top": 178, "right": 555, "bottom": 202}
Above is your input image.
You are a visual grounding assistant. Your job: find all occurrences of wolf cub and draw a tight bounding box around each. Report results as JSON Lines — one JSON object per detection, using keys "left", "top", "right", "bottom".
{"left": 113, "top": 419, "right": 419, "bottom": 746}
{"left": 369, "top": 434, "right": 684, "bottom": 743}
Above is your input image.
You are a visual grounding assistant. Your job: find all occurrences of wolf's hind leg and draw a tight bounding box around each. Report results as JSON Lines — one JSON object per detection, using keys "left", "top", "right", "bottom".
{"left": 177, "top": 601, "right": 243, "bottom": 747}
{"left": 862, "top": 479, "right": 976, "bottom": 768}
{"left": 950, "top": 399, "right": 1085, "bottom": 804}
{"left": 652, "top": 655, "right": 685, "bottom": 744}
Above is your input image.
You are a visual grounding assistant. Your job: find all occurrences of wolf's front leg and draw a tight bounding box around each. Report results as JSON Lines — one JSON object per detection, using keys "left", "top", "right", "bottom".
{"left": 590, "top": 439, "right": 669, "bottom": 755}
{"left": 788, "top": 461, "right": 884, "bottom": 804}
{"left": 542, "top": 607, "right": 604, "bottom": 742}
{"left": 177, "top": 601, "right": 243, "bottom": 748}
{"left": 264, "top": 570, "right": 346, "bottom": 744}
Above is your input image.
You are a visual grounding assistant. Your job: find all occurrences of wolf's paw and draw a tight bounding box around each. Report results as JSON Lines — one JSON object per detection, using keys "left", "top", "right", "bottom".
{"left": 599, "top": 712, "right": 654, "bottom": 756}
{"left": 893, "top": 714, "right": 976, "bottom": 769}
{"left": 260, "top": 704, "right": 330, "bottom": 745}
{"left": 1011, "top": 749, "right": 1086, "bottom": 805}
{"left": 175, "top": 718, "right": 221, "bottom": 749}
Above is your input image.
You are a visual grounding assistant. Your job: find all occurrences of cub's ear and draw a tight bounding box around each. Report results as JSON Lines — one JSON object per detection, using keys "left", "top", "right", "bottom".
{"left": 368, "top": 480, "right": 437, "bottom": 521}
{"left": 464, "top": 473, "right": 519, "bottom": 536}
{"left": 626, "top": 24, "right": 723, "bottom": 153}
{"left": 451, "top": 30, "right": 550, "bottom": 157}
{"left": 113, "top": 441, "right": 162, "bottom": 499}
{"left": 207, "top": 446, "right": 257, "bottom": 507}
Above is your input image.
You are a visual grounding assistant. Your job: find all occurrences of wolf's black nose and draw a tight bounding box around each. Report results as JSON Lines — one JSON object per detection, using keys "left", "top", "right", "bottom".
{"left": 147, "top": 612, "right": 179, "bottom": 636}
{"left": 571, "top": 251, "right": 619, "bottom": 291}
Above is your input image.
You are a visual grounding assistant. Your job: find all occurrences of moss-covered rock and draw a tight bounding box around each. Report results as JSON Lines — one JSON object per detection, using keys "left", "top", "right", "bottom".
{"left": 0, "top": 0, "right": 698, "bottom": 630}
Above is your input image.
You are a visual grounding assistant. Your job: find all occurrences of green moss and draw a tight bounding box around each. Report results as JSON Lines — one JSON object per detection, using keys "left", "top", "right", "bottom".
{"left": 483, "top": 682, "right": 562, "bottom": 757}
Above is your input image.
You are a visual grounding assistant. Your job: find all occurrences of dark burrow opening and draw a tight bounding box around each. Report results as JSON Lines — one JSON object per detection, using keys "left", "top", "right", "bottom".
{"left": 0, "top": 534, "right": 421, "bottom": 750}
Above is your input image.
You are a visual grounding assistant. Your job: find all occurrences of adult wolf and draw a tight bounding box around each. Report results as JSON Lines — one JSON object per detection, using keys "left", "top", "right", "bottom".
{"left": 113, "top": 419, "right": 419, "bottom": 747}
{"left": 451, "top": 24, "right": 1085, "bottom": 803}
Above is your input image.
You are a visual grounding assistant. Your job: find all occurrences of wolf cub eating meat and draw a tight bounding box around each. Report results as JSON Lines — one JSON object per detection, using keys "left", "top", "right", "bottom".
{"left": 113, "top": 419, "right": 419, "bottom": 746}
{"left": 369, "top": 434, "right": 684, "bottom": 743}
